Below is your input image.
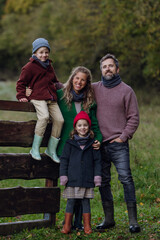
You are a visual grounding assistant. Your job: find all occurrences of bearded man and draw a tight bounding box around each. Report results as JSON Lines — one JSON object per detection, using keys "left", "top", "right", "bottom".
{"left": 92, "top": 53, "right": 141, "bottom": 233}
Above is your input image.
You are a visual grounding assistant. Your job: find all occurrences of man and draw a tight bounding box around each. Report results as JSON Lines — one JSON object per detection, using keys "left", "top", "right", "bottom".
{"left": 92, "top": 54, "right": 140, "bottom": 233}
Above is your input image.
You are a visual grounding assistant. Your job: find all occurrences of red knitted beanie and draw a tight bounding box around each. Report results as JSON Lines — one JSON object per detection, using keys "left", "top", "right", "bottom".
{"left": 73, "top": 111, "right": 91, "bottom": 128}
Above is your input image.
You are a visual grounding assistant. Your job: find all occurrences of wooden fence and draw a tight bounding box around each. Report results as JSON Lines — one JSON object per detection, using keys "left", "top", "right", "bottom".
{"left": 0, "top": 100, "right": 60, "bottom": 235}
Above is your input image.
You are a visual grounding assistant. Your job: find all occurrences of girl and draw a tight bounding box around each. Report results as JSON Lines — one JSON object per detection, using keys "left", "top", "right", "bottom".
{"left": 60, "top": 111, "right": 102, "bottom": 234}
{"left": 16, "top": 38, "right": 64, "bottom": 163}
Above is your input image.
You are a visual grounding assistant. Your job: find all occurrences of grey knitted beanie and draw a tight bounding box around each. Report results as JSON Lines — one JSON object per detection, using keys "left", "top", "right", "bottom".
{"left": 32, "top": 38, "right": 50, "bottom": 53}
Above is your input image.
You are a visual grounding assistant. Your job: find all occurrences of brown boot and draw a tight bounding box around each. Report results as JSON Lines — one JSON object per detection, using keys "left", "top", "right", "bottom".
{"left": 83, "top": 213, "right": 92, "bottom": 234}
{"left": 61, "top": 213, "right": 73, "bottom": 234}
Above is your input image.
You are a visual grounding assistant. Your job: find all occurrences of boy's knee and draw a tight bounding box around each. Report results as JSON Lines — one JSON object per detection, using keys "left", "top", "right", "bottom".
{"left": 39, "top": 114, "right": 50, "bottom": 123}
{"left": 54, "top": 116, "right": 64, "bottom": 126}
{"left": 60, "top": 117, "right": 64, "bottom": 125}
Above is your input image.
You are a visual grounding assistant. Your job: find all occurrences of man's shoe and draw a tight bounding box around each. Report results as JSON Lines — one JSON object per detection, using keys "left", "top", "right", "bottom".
{"left": 129, "top": 224, "right": 141, "bottom": 233}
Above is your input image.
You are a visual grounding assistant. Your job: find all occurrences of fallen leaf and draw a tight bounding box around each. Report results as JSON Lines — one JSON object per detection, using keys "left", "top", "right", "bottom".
{"left": 26, "top": 234, "right": 32, "bottom": 239}
{"left": 140, "top": 193, "right": 145, "bottom": 199}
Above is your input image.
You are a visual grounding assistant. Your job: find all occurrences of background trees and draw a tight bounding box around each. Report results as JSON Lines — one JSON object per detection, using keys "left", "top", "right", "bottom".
{"left": 0, "top": 0, "right": 160, "bottom": 87}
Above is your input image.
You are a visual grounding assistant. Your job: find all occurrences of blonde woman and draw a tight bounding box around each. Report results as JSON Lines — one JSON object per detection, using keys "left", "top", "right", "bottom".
{"left": 57, "top": 66, "right": 102, "bottom": 157}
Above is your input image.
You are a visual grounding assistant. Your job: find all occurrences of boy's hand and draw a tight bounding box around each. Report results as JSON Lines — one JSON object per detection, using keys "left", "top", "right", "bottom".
{"left": 19, "top": 98, "right": 28, "bottom": 102}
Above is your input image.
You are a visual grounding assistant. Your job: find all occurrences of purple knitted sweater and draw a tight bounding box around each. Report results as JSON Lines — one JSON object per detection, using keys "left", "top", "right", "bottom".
{"left": 92, "top": 81, "right": 139, "bottom": 142}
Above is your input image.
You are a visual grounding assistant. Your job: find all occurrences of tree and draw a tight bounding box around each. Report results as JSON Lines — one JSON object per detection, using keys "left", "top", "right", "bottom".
{"left": 0, "top": 0, "right": 160, "bottom": 87}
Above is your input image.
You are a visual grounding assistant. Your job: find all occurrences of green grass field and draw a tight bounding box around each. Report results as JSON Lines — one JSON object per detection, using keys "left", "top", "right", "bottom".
{"left": 0, "top": 81, "right": 159, "bottom": 239}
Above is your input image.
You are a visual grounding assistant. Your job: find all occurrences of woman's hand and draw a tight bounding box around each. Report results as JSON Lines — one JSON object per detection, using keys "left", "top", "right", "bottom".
{"left": 92, "top": 140, "right": 101, "bottom": 150}
{"left": 26, "top": 87, "right": 32, "bottom": 97}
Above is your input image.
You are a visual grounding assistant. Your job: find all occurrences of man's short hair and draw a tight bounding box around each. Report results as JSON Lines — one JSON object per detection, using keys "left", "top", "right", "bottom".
{"left": 100, "top": 54, "right": 119, "bottom": 69}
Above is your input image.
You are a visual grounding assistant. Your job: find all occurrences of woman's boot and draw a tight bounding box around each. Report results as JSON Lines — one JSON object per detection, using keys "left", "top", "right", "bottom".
{"left": 83, "top": 213, "right": 92, "bottom": 234}
{"left": 61, "top": 213, "right": 73, "bottom": 234}
{"left": 96, "top": 201, "right": 115, "bottom": 230}
{"left": 30, "top": 134, "right": 43, "bottom": 160}
{"left": 127, "top": 202, "right": 141, "bottom": 233}
{"left": 45, "top": 136, "right": 60, "bottom": 163}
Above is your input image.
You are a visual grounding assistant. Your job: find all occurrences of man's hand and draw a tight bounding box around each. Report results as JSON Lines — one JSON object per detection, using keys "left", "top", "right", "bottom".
{"left": 109, "top": 137, "right": 123, "bottom": 143}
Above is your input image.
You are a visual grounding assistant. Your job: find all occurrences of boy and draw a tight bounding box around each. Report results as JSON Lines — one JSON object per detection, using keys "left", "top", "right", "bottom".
{"left": 16, "top": 38, "right": 64, "bottom": 163}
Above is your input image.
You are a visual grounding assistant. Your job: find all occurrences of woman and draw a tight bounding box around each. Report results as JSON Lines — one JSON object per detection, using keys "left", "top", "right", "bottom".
{"left": 57, "top": 66, "right": 102, "bottom": 157}
{"left": 57, "top": 66, "right": 102, "bottom": 230}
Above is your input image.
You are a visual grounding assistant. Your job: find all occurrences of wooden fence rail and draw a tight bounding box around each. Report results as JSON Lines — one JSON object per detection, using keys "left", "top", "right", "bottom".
{"left": 0, "top": 100, "right": 60, "bottom": 235}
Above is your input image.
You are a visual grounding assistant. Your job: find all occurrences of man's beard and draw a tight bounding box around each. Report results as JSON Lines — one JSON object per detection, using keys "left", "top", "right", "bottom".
{"left": 103, "top": 73, "right": 116, "bottom": 80}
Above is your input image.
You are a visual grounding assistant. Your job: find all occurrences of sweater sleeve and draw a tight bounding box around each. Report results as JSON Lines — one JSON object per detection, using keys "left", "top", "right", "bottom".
{"left": 119, "top": 89, "right": 139, "bottom": 142}
{"left": 89, "top": 103, "right": 103, "bottom": 143}
{"left": 16, "top": 67, "right": 32, "bottom": 100}
{"left": 55, "top": 82, "right": 64, "bottom": 90}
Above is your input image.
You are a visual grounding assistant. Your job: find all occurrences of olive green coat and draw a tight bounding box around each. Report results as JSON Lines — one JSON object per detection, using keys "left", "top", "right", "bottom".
{"left": 57, "top": 89, "right": 102, "bottom": 156}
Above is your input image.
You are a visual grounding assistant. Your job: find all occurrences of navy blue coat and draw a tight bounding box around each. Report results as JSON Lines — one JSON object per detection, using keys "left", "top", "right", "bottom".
{"left": 60, "top": 138, "right": 101, "bottom": 188}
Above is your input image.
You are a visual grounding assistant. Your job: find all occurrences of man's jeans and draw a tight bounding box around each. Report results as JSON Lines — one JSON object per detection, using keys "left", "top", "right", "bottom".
{"left": 99, "top": 141, "right": 136, "bottom": 203}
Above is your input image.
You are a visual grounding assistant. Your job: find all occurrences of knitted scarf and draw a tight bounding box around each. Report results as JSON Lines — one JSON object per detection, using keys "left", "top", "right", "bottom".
{"left": 71, "top": 89, "right": 84, "bottom": 102}
{"left": 101, "top": 74, "right": 122, "bottom": 88}
{"left": 74, "top": 133, "right": 90, "bottom": 146}
{"left": 32, "top": 55, "right": 50, "bottom": 69}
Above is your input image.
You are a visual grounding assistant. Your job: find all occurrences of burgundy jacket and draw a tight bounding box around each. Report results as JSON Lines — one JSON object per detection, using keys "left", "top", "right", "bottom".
{"left": 16, "top": 57, "right": 60, "bottom": 101}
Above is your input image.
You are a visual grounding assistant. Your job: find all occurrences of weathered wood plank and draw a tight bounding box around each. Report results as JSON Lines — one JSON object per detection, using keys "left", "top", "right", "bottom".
{"left": 0, "top": 219, "right": 53, "bottom": 236}
{"left": 0, "top": 100, "right": 35, "bottom": 112}
{"left": 43, "top": 179, "right": 58, "bottom": 224}
{"left": 0, "top": 186, "right": 60, "bottom": 217}
{"left": 0, "top": 100, "right": 60, "bottom": 234}
{"left": 0, "top": 154, "right": 59, "bottom": 180}
{"left": 0, "top": 121, "right": 52, "bottom": 146}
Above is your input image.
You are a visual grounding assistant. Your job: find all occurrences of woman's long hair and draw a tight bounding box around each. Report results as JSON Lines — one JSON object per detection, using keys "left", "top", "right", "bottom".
{"left": 62, "top": 66, "right": 95, "bottom": 113}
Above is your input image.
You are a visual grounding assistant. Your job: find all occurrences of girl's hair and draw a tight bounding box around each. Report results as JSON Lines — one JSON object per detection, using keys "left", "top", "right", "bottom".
{"left": 62, "top": 66, "right": 95, "bottom": 113}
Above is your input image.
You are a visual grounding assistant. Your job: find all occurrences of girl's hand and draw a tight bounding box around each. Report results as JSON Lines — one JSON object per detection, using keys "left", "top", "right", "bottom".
{"left": 26, "top": 87, "right": 32, "bottom": 97}
{"left": 92, "top": 140, "right": 101, "bottom": 150}
{"left": 94, "top": 176, "right": 102, "bottom": 187}
{"left": 19, "top": 98, "right": 28, "bottom": 102}
{"left": 60, "top": 176, "right": 68, "bottom": 186}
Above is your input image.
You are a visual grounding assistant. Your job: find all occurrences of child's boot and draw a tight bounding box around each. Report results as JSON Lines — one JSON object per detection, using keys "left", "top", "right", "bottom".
{"left": 83, "top": 213, "right": 92, "bottom": 234}
{"left": 61, "top": 213, "right": 73, "bottom": 234}
{"left": 30, "top": 134, "right": 43, "bottom": 160}
{"left": 45, "top": 136, "right": 60, "bottom": 163}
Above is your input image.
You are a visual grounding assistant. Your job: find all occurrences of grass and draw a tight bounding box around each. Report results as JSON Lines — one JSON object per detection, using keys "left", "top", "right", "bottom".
{"left": 0, "top": 81, "right": 160, "bottom": 239}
